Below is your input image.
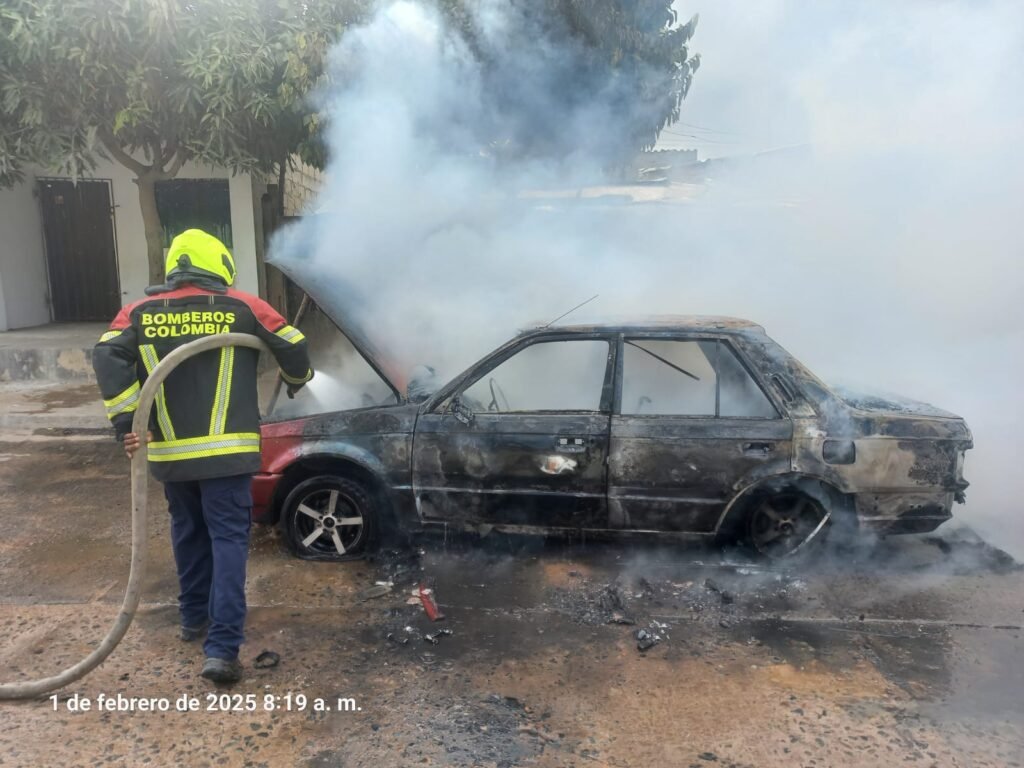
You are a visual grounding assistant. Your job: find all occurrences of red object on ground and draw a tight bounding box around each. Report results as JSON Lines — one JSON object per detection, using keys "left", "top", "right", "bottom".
{"left": 418, "top": 584, "right": 445, "bottom": 622}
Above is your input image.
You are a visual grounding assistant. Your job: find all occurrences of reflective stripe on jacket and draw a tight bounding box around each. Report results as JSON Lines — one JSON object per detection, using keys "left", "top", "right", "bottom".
{"left": 93, "top": 285, "right": 313, "bottom": 482}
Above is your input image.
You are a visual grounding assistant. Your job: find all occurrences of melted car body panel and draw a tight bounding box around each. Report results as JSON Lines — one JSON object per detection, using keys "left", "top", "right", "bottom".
{"left": 413, "top": 412, "right": 610, "bottom": 528}
{"left": 609, "top": 416, "right": 794, "bottom": 532}
{"left": 258, "top": 317, "right": 972, "bottom": 537}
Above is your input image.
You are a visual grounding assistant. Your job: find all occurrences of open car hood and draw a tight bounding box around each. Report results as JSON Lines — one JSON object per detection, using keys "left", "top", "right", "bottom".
{"left": 273, "top": 260, "right": 408, "bottom": 399}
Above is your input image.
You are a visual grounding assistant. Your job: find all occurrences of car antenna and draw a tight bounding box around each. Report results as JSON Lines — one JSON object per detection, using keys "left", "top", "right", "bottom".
{"left": 543, "top": 294, "right": 599, "bottom": 328}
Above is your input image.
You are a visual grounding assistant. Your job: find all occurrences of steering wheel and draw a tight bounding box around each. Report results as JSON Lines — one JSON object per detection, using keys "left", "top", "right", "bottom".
{"left": 487, "top": 378, "right": 511, "bottom": 412}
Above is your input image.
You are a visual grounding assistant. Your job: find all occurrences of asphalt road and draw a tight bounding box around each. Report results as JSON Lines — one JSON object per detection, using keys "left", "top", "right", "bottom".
{"left": 0, "top": 437, "right": 1021, "bottom": 767}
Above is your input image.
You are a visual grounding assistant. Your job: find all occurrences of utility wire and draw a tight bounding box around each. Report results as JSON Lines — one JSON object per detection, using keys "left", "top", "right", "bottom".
{"left": 659, "top": 130, "right": 737, "bottom": 144}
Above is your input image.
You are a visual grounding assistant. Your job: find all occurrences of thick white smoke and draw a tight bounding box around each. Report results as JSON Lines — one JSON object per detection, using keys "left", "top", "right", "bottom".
{"left": 272, "top": 0, "right": 1024, "bottom": 556}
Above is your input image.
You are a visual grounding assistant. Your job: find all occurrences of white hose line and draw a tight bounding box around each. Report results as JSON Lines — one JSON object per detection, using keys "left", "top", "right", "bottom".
{"left": 0, "top": 333, "right": 269, "bottom": 699}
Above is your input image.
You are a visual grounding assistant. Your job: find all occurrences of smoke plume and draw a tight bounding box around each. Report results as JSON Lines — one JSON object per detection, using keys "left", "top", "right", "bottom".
{"left": 271, "top": 0, "right": 1024, "bottom": 557}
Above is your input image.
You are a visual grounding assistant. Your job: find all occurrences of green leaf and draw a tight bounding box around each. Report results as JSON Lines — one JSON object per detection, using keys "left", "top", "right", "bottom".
{"left": 112, "top": 109, "right": 130, "bottom": 134}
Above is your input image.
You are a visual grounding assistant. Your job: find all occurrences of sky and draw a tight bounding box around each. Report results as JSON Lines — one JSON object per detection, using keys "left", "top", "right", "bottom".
{"left": 661, "top": 0, "right": 1024, "bottom": 159}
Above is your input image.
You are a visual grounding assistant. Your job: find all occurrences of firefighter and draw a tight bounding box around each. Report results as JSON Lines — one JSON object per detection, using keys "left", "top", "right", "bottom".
{"left": 93, "top": 229, "right": 313, "bottom": 685}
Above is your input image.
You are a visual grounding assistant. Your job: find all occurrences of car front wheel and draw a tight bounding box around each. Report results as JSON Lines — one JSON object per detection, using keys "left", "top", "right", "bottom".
{"left": 282, "top": 476, "right": 376, "bottom": 561}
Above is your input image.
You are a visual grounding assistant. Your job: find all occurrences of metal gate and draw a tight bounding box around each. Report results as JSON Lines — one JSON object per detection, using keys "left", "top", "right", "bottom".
{"left": 38, "top": 179, "right": 120, "bottom": 321}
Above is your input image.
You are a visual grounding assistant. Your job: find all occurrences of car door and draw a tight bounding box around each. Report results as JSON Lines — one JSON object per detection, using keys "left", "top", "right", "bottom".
{"left": 607, "top": 335, "right": 793, "bottom": 533}
{"left": 412, "top": 335, "right": 615, "bottom": 529}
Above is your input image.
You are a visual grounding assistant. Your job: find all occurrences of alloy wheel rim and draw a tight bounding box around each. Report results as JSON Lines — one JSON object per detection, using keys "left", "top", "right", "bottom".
{"left": 293, "top": 488, "right": 365, "bottom": 556}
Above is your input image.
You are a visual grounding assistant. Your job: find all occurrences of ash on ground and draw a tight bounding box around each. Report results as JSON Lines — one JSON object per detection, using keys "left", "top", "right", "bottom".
{"left": 546, "top": 564, "right": 809, "bottom": 641}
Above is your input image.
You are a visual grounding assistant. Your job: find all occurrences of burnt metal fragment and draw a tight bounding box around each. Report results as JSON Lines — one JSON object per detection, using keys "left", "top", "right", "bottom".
{"left": 424, "top": 629, "right": 453, "bottom": 645}
{"left": 253, "top": 650, "right": 280, "bottom": 669}
{"left": 635, "top": 629, "right": 660, "bottom": 651}
{"left": 608, "top": 613, "right": 636, "bottom": 626}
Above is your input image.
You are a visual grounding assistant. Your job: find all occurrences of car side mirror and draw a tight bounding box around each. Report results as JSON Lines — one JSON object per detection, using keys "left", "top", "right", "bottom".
{"left": 450, "top": 395, "right": 475, "bottom": 426}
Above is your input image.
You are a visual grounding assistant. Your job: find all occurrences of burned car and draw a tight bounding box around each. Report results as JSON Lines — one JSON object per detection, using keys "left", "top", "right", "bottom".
{"left": 252, "top": 296, "right": 972, "bottom": 561}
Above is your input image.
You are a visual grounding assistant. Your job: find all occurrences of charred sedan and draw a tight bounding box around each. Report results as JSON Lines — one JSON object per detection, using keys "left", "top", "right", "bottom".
{"left": 252, "top": 311, "right": 972, "bottom": 561}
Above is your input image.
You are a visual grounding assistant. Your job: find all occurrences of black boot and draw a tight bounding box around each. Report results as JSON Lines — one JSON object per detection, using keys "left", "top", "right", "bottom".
{"left": 180, "top": 619, "right": 210, "bottom": 642}
{"left": 201, "top": 657, "right": 243, "bottom": 684}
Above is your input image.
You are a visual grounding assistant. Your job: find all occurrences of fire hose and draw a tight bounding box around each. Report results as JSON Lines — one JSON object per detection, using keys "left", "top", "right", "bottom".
{"left": 0, "top": 333, "right": 269, "bottom": 700}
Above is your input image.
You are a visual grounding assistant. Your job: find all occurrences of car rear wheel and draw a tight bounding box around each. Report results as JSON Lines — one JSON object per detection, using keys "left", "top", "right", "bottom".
{"left": 746, "top": 491, "right": 831, "bottom": 559}
{"left": 282, "top": 476, "right": 376, "bottom": 561}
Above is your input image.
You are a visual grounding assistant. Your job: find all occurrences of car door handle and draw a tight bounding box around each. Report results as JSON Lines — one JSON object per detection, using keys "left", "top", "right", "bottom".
{"left": 743, "top": 442, "right": 774, "bottom": 456}
{"left": 556, "top": 437, "right": 588, "bottom": 453}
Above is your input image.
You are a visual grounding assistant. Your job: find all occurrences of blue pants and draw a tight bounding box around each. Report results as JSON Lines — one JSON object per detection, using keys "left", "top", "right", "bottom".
{"left": 164, "top": 474, "right": 253, "bottom": 661}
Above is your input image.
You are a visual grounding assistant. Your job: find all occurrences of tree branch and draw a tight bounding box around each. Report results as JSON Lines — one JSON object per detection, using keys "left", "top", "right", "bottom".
{"left": 98, "top": 127, "right": 150, "bottom": 177}
{"left": 159, "top": 148, "right": 188, "bottom": 180}
{"left": 161, "top": 139, "right": 178, "bottom": 166}
{"left": 147, "top": 136, "right": 163, "bottom": 168}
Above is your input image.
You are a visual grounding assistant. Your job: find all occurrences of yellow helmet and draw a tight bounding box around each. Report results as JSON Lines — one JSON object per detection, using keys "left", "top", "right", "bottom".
{"left": 165, "top": 229, "right": 236, "bottom": 286}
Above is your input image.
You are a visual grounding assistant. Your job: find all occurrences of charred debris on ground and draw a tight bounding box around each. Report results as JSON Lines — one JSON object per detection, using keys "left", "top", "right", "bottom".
{"left": 354, "top": 528, "right": 1019, "bottom": 665}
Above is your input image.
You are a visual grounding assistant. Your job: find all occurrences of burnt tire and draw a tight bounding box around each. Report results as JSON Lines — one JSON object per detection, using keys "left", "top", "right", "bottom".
{"left": 282, "top": 476, "right": 377, "bottom": 561}
{"left": 745, "top": 491, "right": 831, "bottom": 560}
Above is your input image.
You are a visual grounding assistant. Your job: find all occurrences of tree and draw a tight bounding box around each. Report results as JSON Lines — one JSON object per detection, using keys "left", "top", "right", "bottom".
{"left": 0, "top": 0, "right": 365, "bottom": 284}
{"left": 562, "top": 0, "right": 700, "bottom": 152}
{"left": 438, "top": 0, "right": 700, "bottom": 161}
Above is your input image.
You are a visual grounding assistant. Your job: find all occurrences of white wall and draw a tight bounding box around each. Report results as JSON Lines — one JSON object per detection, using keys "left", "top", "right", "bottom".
{"left": 226, "top": 172, "right": 261, "bottom": 297}
{"left": 100, "top": 158, "right": 261, "bottom": 303}
{"left": 0, "top": 158, "right": 264, "bottom": 330}
{"left": 0, "top": 179, "right": 51, "bottom": 330}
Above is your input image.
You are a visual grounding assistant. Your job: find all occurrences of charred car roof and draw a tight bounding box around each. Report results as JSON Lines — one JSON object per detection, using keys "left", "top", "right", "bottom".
{"left": 522, "top": 316, "right": 766, "bottom": 335}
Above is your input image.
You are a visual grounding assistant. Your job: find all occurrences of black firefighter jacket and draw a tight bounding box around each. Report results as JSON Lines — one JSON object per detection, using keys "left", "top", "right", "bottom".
{"left": 93, "top": 284, "right": 312, "bottom": 483}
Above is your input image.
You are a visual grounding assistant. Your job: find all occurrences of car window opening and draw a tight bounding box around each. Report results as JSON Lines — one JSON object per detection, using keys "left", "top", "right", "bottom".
{"left": 624, "top": 340, "right": 700, "bottom": 381}
{"left": 461, "top": 339, "right": 610, "bottom": 414}
{"left": 622, "top": 339, "right": 777, "bottom": 418}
